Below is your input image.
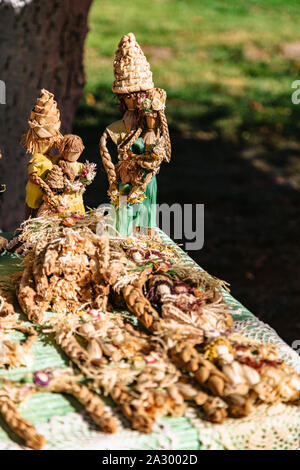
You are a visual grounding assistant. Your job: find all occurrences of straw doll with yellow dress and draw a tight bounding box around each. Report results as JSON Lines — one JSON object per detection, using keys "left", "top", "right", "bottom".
{"left": 36, "top": 134, "right": 96, "bottom": 221}
{"left": 22, "top": 89, "right": 62, "bottom": 219}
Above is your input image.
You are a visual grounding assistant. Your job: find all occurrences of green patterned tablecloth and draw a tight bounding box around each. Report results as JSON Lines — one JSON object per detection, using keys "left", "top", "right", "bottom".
{"left": 0, "top": 231, "right": 299, "bottom": 450}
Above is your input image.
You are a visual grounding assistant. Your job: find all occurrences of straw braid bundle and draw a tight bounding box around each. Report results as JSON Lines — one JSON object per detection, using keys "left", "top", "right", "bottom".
{"left": 0, "top": 367, "right": 117, "bottom": 449}
{"left": 0, "top": 392, "right": 45, "bottom": 449}
{"left": 12, "top": 224, "right": 300, "bottom": 434}
{"left": 55, "top": 329, "right": 89, "bottom": 367}
{"left": 170, "top": 341, "right": 255, "bottom": 419}
{"left": 122, "top": 268, "right": 163, "bottom": 332}
{"left": 48, "top": 381, "right": 117, "bottom": 433}
{"left": 17, "top": 263, "right": 44, "bottom": 324}
{"left": 170, "top": 341, "right": 228, "bottom": 396}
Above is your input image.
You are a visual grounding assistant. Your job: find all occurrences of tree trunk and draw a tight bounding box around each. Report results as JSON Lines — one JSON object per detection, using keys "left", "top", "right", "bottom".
{"left": 0, "top": 0, "right": 93, "bottom": 231}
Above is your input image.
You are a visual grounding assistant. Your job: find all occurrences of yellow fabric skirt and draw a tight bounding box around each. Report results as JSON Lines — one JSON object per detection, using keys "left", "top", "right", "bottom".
{"left": 59, "top": 192, "right": 85, "bottom": 216}
{"left": 25, "top": 180, "right": 44, "bottom": 209}
{"left": 25, "top": 153, "right": 59, "bottom": 209}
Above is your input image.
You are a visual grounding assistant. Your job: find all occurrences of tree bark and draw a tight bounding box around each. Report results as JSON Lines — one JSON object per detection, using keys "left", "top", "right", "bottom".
{"left": 0, "top": 0, "right": 93, "bottom": 231}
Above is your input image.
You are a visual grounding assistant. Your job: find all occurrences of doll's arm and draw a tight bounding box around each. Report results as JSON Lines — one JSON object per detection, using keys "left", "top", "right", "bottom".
{"left": 99, "top": 130, "right": 118, "bottom": 194}
{"left": 29, "top": 173, "right": 53, "bottom": 199}
{"left": 30, "top": 173, "right": 62, "bottom": 213}
{"left": 128, "top": 171, "right": 155, "bottom": 204}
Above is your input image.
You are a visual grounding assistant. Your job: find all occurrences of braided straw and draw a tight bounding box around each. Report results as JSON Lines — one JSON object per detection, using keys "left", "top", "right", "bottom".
{"left": 29, "top": 173, "right": 54, "bottom": 200}
{"left": 158, "top": 109, "right": 171, "bottom": 162}
{"left": 117, "top": 126, "right": 143, "bottom": 156}
{"left": 176, "top": 380, "right": 227, "bottom": 423}
{"left": 17, "top": 264, "right": 44, "bottom": 324}
{"left": 49, "top": 381, "right": 117, "bottom": 433}
{"left": 112, "top": 33, "right": 154, "bottom": 94}
{"left": 110, "top": 386, "right": 157, "bottom": 433}
{"left": 170, "top": 341, "right": 255, "bottom": 419}
{"left": 169, "top": 343, "right": 229, "bottom": 423}
{"left": 0, "top": 393, "right": 45, "bottom": 449}
{"left": 170, "top": 341, "right": 227, "bottom": 392}
{"left": 122, "top": 268, "right": 163, "bottom": 332}
{"left": 57, "top": 330, "right": 89, "bottom": 367}
{"left": 31, "top": 170, "right": 63, "bottom": 214}
{"left": 99, "top": 130, "right": 118, "bottom": 192}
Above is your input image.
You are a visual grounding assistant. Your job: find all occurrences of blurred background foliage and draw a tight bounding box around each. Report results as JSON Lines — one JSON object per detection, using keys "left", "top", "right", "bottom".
{"left": 74, "top": 0, "right": 300, "bottom": 344}
{"left": 79, "top": 0, "right": 300, "bottom": 162}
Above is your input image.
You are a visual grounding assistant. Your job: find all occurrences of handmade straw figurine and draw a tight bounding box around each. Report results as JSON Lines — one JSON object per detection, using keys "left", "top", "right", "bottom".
{"left": 100, "top": 33, "right": 171, "bottom": 235}
{"left": 21, "top": 89, "right": 62, "bottom": 219}
{"left": 36, "top": 134, "right": 96, "bottom": 223}
{"left": 3, "top": 135, "right": 96, "bottom": 255}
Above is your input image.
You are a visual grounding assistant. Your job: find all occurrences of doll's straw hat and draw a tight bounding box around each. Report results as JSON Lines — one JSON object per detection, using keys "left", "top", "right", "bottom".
{"left": 28, "top": 89, "right": 61, "bottom": 139}
{"left": 112, "top": 33, "right": 154, "bottom": 94}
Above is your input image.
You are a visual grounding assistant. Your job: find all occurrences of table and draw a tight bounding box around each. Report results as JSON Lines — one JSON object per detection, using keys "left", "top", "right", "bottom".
{"left": 0, "top": 232, "right": 299, "bottom": 450}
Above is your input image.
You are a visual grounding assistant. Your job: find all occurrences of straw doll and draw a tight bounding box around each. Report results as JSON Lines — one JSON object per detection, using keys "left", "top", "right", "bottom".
{"left": 100, "top": 33, "right": 171, "bottom": 235}
{"left": 22, "top": 89, "right": 62, "bottom": 219}
{"left": 37, "top": 134, "right": 96, "bottom": 220}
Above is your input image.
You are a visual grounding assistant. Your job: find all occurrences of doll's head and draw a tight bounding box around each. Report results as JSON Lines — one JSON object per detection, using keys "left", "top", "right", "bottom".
{"left": 59, "top": 134, "right": 85, "bottom": 162}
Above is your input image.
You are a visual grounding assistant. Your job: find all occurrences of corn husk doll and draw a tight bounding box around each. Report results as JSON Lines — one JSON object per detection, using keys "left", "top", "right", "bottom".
{"left": 21, "top": 89, "right": 62, "bottom": 218}
{"left": 100, "top": 33, "right": 171, "bottom": 235}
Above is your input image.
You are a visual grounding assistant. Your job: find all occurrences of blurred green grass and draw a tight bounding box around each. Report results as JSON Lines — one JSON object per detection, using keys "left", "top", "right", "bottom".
{"left": 76, "top": 0, "right": 300, "bottom": 145}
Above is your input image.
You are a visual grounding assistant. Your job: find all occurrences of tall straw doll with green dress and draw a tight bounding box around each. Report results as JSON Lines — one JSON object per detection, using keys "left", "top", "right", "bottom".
{"left": 100, "top": 33, "right": 171, "bottom": 236}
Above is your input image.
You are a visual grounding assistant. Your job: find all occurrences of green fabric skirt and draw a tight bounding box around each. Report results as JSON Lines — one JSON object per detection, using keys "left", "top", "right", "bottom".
{"left": 113, "top": 176, "right": 157, "bottom": 235}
